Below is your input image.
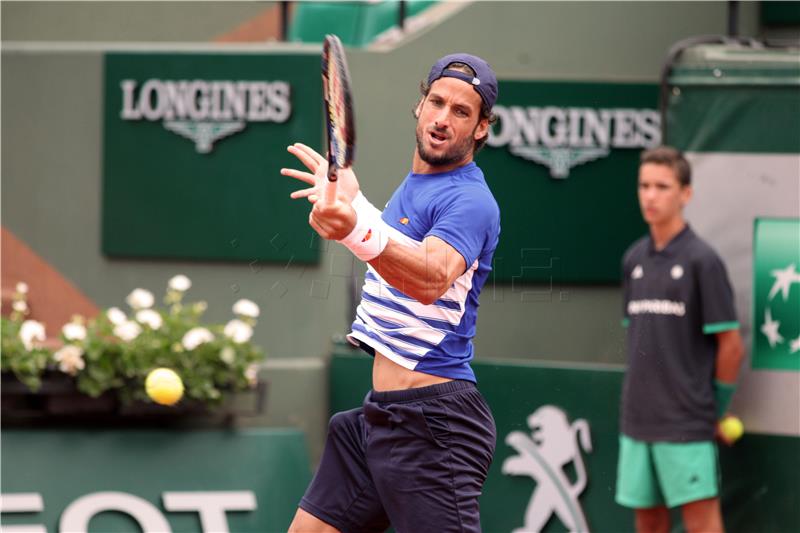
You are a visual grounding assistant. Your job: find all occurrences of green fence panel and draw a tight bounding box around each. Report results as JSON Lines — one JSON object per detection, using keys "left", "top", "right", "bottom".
{"left": 752, "top": 218, "right": 800, "bottom": 371}
{"left": 330, "top": 353, "right": 800, "bottom": 532}
{"left": 479, "top": 81, "right": 657, "bottom": 283}
{"left": 666, "top": 45, "right": 800, "bottom": 153}
{"left": 102, "top": 52, "right": 322, "bottom": 263}
{"left": 1, "top": 429, "right": 311, "bottom": 533}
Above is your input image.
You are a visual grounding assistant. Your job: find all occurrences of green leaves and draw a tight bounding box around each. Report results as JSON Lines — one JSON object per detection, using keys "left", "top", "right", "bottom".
{"left": 1, "top": 317, "right": 50, "bottom": 391}
{"left": 1, "top": 279, "right": 265, "bottom": 408}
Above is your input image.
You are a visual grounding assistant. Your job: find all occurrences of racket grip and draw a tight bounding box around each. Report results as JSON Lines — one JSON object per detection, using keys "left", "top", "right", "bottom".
{"left": 324, "top": 179, "right": 338, "bottom": 205}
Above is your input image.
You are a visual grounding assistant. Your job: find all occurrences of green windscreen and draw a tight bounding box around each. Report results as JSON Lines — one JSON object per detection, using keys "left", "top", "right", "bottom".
{"left": 477, "top": 81, "right": 657, "bottom": 283}
{"left": 102, "top": 52, "right": 323, "bottom": 264}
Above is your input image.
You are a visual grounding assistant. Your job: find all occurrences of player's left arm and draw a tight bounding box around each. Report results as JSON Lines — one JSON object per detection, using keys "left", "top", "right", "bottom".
{"left": 697, "top": 251, "right": 745, "bottom": 418}
{"left": 715, "top": 329, "right": 744, "bottom": 385}
{"left": 714, "top": 328, "right": 744, "bottom": 444}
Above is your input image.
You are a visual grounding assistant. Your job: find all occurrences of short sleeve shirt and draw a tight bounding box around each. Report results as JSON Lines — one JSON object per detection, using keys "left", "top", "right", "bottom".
{"left": 347, "top": 162, "right": 501, "bottom": 382}
{"left": 620, "top": 226, "right": 739, "bottom": 442}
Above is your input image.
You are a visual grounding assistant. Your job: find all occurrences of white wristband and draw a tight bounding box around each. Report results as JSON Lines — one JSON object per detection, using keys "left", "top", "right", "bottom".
{"left": 339, "top": 192, "right": 389, "bottom": 261}
{"left": 351, "top": 191, "right": 382, "bottom": 218}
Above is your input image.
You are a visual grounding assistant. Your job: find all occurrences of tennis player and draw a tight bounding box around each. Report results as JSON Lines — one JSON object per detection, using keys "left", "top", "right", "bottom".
{"left": 615, "top": 147, "right": 744, "bottom": 533}
{"left": 282, "top": 53, "right": 501, "bottom": 533}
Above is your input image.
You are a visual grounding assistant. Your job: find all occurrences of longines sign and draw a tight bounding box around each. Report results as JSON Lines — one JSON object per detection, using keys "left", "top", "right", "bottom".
{"left": 119, "top": 78, "right": 292, "bottom": 153}
{"left": 478, "top": 81, "right": 658, "bottom": 283}
{"left": 488, "top": 106, "right": 660, "bottom": 178}
{"left": 102, "top": 53, "right": 321, "bottom": 263}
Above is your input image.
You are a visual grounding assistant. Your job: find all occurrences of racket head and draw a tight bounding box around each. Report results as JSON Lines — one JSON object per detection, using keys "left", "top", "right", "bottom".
{"left": 322, "top": 34, "right": 356, "bottom": 182}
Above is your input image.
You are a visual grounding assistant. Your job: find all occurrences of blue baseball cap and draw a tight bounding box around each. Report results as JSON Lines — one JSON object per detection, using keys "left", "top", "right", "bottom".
{"left": 427, "top": 53, "right": 498, "bottom": 110}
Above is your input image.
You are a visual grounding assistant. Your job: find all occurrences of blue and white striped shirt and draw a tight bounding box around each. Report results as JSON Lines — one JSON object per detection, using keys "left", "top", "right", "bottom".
{"left": 347, "top": 162, "right": 500, "bottom": 382}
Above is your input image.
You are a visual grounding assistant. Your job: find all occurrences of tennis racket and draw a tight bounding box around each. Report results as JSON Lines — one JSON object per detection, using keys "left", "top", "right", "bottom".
{"left": 321, "top": 34, "right": 356, "bottom": 205}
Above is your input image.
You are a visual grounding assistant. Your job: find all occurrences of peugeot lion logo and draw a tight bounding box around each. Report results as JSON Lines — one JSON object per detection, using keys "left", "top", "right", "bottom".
{"left": 503, "top": 405, "right": 593, "bottom": 532}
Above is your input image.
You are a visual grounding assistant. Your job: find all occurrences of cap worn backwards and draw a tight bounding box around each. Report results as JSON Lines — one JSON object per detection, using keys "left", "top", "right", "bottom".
{"left": 427, "top": 53, "right": 498, "bottom": 110}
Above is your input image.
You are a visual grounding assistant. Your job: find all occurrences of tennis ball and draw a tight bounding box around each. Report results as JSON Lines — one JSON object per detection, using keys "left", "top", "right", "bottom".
{"left": 145, "top": 368, "right": 184, "bottom": 406}
{"left": 719, "top": 415, "right": 744, "bottom": 443}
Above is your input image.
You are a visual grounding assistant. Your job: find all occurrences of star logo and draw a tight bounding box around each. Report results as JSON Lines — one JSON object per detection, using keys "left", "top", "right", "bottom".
{"left": 760, "top": 262, "right": 800, "bottom": 352}
{"left": 671, "top": 265, "right": 684, "bottom": 280}
{"left": 768, "top": 263, "right": 800, "bottom": 301}
{"left": 791, "top": 335, "right": 800, "bottom": 354}
{"left": 760, "top": 308, "right": 784, "bottom": 348}
{"left": 632, "top": 265, "right": 643, "bottom": 280}
{"left": 753, "top": 221, "right": 800, "bottom": 371}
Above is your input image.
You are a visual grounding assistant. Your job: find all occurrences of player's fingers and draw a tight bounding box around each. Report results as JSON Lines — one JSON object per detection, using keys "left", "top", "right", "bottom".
{"left": 308, "top": 211, "right": 329, "bottom": 238}
{"left": 287, "top": 145, "right": 319, "bottom": 173}
{"left": 281, "top": 168, "right": 316, "bottom": 186}
{"left": 293, "top": 143, "right": 325, "bottom": 165}
{"left": 289, "top": 187, "right": 315, "bottom": 200}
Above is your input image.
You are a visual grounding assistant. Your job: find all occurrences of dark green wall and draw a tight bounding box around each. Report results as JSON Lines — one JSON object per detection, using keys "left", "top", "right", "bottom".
{"left": 1, "top": 429, "right": 310, "bottom": 532}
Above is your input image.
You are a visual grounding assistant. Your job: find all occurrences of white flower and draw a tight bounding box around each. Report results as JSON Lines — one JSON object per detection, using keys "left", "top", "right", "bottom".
{"left": 232, "top": 299, "right": 260, "bottom": 318}
{"left": 114, "top": 320, "right": 142, "bottom": 342}
{"left": 53, "top": 345, "right": 85, "bottom": 376}
{"left": 168, "top": 274, "right": 192, "bottom": 292}
{"left": 223, "top": 319, "right": 253, "bottom": 344}
{"left": 62, "top": 322, "right": 87, "bottom": 341}
{"left": 12, "top": 300, "right": 28, "bottom": 313}
{"left": 125, "top": 288, "right": 154, "bottom": 310}
{"left": 245, "top": 363, "right": 260, "bottom": 387}
{"left": 16, "top": 282, "right": 29, "bottom": 294}
{"left": 220, "top": 346, "right": 236, "bottom": 365}
{"left": 136, "top": 309, "right": 163, "bottom": 330}
{"left": 182, "top": 327, "right": 215, "bottom": 351}
{"left": 19, "top": 320, "right": 46, "bottom": 351}
{"left": 106, "top": 307, "right": 127, "bottom": 326}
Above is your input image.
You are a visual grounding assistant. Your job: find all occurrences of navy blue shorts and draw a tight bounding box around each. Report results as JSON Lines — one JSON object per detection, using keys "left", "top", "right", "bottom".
{"left": 299, "top": 380, "right": 496, "bottom": 533}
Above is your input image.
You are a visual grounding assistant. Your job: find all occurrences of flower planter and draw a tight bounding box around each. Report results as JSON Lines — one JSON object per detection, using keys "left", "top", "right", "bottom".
{"left": 2, "top": 276, "right": 267, "bottom": 427}
{"left": 1, "top": 371, "right": 267, "bottom": 427}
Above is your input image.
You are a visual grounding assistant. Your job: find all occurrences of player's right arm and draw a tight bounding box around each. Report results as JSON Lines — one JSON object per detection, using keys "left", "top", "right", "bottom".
{"left": 366, "top": 183, "right": 496, "bottom": 305}
{"left": 302, "top": 200, "right": 469, "bottom": 305}
{"left": 368, "top": 236, "right": 466, "bottom": 305}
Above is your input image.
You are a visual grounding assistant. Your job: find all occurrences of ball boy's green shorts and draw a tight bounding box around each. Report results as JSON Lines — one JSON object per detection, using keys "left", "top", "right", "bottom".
{"left": 615, "top": 434, "right": 719, "bottom": 509}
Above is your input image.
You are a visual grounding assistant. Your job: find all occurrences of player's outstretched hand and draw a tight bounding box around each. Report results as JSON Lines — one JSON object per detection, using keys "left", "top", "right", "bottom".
{"left": 282, "top": 143, "right": 360, "bottom": 204}
{"left": 308, "top": 196, "right": 357, "bottom": 241}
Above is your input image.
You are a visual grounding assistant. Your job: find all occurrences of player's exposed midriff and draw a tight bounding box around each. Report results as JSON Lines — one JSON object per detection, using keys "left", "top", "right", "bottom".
{"left": 372, "top": 351, "right": 453, "bottom": 392}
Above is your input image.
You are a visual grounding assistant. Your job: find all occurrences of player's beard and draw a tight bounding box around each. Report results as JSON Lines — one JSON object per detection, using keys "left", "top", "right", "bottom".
{"left": 415, "top": 123, "right": 476, "bottom": 167}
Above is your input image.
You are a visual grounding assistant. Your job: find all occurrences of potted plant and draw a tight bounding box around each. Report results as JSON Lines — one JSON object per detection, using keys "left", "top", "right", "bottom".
{"left": 1, "top": 276, "right": 265, "bottom": 419}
